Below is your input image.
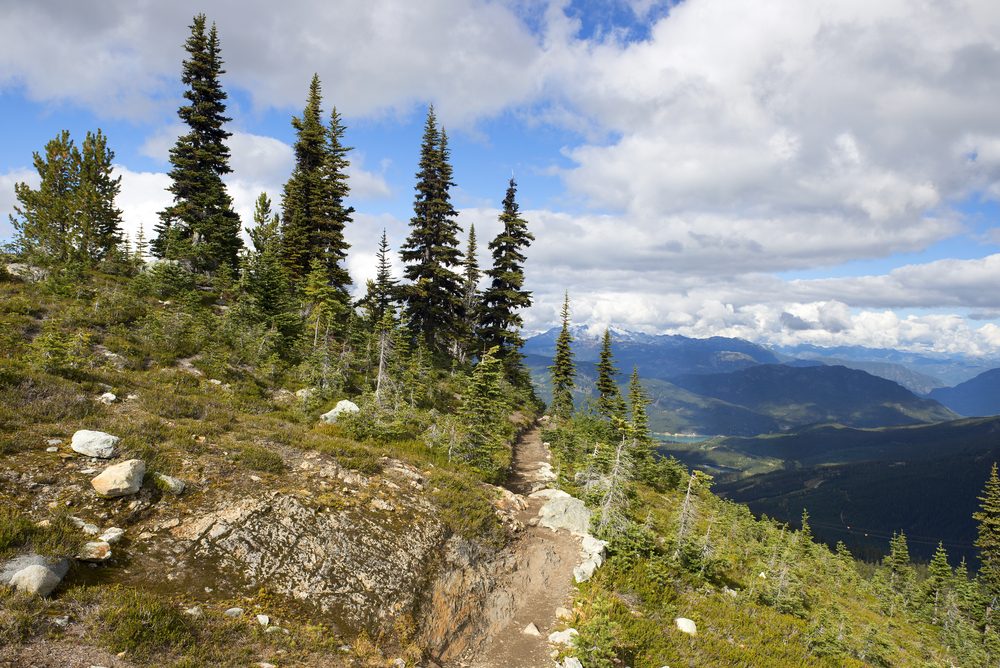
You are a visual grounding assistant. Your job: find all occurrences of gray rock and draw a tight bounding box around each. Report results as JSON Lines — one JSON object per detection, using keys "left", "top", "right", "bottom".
{"left": 675, "top": 617, "right": 697, "bottom": 635}
{"left": 256, "top": 613, "right": 270, "bottom": 626}
{"left": 547, "top": 628, "right": 578, "bottom": 645}
{"left": 538, "top": 496, "right": 591, "bottom": 536}
{"left": 224, "top": 607, "right": 244, "bottom": 617}
{"left": 155, "top": 472, "right": 186, "bottom": 495}
{"left": 53, "top": 615, "right": 70, "bottom": 628}
{"left": 98, "top": 392, "right": 117, "bottom": 405}
{"left": 45, "top": 446, "right": 58, "bottom": 453}
{"left": 573, "top": 558, "right": 599, "bottom": 583}
{"left": 99, "top": 527, "right": 125, "bottom": 544}
{"left": 523, "top": 622, "right": 541, "bottom": 636}
{"left": 4, "top": 263, "right": 47, "bottom": 282}
{"left": 563, "top": 659, "right": 583, "bottom": 668}
{"left": 91, "top": 459, "right": 145, "bottom": 497}
{"left": 70, "top": 430, "right": 119, "bottom": 459}
{"left": 319, "top": 399, "right": 360, "bottom": 424}
{"left": 46, "top": 438, "right": 62, "bottom": 446}
{"left": 184, "top": 606, "right": 203, "bottom": 617}
{"left": 0, "top": 554, "right": 69, "bottom": 597}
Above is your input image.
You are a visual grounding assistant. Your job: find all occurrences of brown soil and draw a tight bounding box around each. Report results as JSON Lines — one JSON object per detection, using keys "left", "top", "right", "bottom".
{"left": 455, "top": 426, "right": 580, "bottom": 668}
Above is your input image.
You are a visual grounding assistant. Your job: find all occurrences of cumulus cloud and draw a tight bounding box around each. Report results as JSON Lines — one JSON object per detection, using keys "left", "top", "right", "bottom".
{"left": 0, "top": 167, "right": 37, "bottom": 241}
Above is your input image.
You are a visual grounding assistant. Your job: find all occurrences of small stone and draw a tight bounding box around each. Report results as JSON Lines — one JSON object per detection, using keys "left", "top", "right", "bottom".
{"left": 258, "top": 663, "right": 276, "bottom": 668}
{"left": 224, "top": 607, "right": 244, "bottom": 618}
{"left": 265, "top": 626, "right": 283, "bottom": 634}
{"left": 46, "top": 438, "right": 62, "bottom": 446}
{"left": 77, "top": 541, "right": 112, "bottom": 562}
{"left": 208, "top": 379, "right": 223, "bottom": 385}
{"left": 53, "top": 615, "right": 70, "bottom": 628}
{"left": 45, "top": 447, "right": 58, "bottom": 453}
{"left": 256, "top": 614, "right": 270, "bottom": 626}
{"left": 155, "top": 473, "right": 186, "bottom": 495}
{"left": 555, "top": 607, "right": 573, "bottom": 621}
{"left": 674, "top": 617, "right": 697, "bottom": 635}
{"left": 547, "top": 628, "right": 578, "bottom": 646}
{"left": 185, "top": 606, "right": 204, "bottom": 617}
{"left": 99, "top": 527, "right": 125, "bottom": 544}
{"left": 98, "top": 392, "right": 117, "bottom": 404}
{"left": 563, "top": 659, "right": 584, "bottom": 668}
{"left": 391, "top": 659, "right": 406, "bottom": 668}
{"left": 91, "top": 459, "right": 145, "bottom": 497}
{"left": 71, "top": 430, "right": 119, "bottom": 459}
{"left": 523, "top": 622, "right": 541, "bottom": 636}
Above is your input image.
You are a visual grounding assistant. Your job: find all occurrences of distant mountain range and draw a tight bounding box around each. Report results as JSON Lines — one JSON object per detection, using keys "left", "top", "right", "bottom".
{"left": 524, "top": 328, "right": 972, "bottom": 435}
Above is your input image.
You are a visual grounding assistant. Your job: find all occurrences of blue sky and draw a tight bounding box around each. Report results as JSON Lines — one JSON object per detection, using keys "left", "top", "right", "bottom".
{"left": 3, "top": 0, "right": 1000, "bottom": 355}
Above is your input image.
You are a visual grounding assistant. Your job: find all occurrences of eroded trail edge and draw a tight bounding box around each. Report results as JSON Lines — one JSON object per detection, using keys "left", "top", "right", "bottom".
{"left": 452, "top": 424, "right": 604, "bottom": 668}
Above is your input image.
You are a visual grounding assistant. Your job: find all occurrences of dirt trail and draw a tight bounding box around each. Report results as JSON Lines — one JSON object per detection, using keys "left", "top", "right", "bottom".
{"left": 455, "top": 426, "right": 580, "bottom": 668}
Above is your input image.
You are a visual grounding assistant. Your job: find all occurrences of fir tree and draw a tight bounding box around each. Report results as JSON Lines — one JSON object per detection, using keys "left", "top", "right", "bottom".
{"left": 243, "top": 193, "right": 298, "bottom": 343}
{"left": 596, "top": 329, "right": 626, "bottom": 421}
{"left": 927, "top": 542, "right": 951, "bottom": 621}
{"left": 133, "top": 224, "right": 149, "bottom": 262}
{"left": 153, "top": 15, "right": 242, "bottom": 271}
{"left": 549, "top": 292, "right": 576, "bottom": 420}
{"left": 399, "top": 107, "right": 463, "bottom": 354}
{"left": 359, "top": 229, "right": 397, "bottom": 324}
{"left": 457, "top": 224, "right": 481, "bottom": 361}
{"left": 975, "top": 462, "right": 1000, "bottom": 606}
{"left": 281, "top": 74, "right": 325, "bottom": 280}
{"left": 318, "top": 106, "right": 354, "bottom": 301}
{"left": 11, "top": 131, "right": 80, "bottom": 264}
{"left": 458, "top": 346, "right": 510, "bottom": 479}
{"left": 478, "top": 178, "right": 534, "bottom": 375}
{"left": 76, "top": 129, "right": 123, "bottom": 261}
{"left": 627, "top": 366, "right": 651, "bottom": 444}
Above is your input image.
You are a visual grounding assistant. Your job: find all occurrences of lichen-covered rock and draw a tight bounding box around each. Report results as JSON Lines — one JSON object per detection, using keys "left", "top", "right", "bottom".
{"left": 70, "top": 430, "right": 119, "bottom": 459}
{"left": 320, "top": 399, "right": 360, "bottom": 424}
{"left": 99, "top": 527, "right": 125, "bottom": 544}
{"left": 547, "top": 628, "right": 579, "bottom": 645}
{"left": 91, "top": 459, "right": 145, "bottom": 497}
{"left": 155, "top": 472, "right": 186, "bottom": 495}
{"left": 77, "top": 541, "right": 112, "bottom": 562}
{"left": 167, "top": 490, "right": 444, "bottom": 630}
{"left": 0, "top": 554, "right": 69, "bottom": 597}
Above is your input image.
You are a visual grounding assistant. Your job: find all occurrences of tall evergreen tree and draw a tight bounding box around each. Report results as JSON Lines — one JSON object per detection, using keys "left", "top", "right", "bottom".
{"left": 478, "top": 178, "right": 534, "bottom": 374}
{"left": 281, "top": 74, "right": 325, "bottom": 279}
{"left": 152, "top": 14, "right": 242, "bottom": 271}
{"left": 549, "top": 292, "right": 576, "bottom": 420}
{"left": 926, "top": 542, "right": 952, "bottom": 621}
{"left": 596, "top": 329, "right": 626, "bottom": 420}
{"left": 76, "top": 129, "right": 123, "bottom": 261}
{"left": 458, "top": 346, "right": 510, "bottom": 479}
{"left": 319, "top": 106, "right": 354, "bottom": 299}
{"left": 975, "top": 462, "right": 1000, "bottom": 605}
{"left": 360, "top": 229, "right": 397, "bottom": 324}
{"left": 400, "top": 107, "right": 463, "bottom": 353}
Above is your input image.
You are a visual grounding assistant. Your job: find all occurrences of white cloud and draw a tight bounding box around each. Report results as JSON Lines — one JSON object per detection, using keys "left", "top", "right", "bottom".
{"left": 0, "top": 167, "right": 37, "bottom": 241}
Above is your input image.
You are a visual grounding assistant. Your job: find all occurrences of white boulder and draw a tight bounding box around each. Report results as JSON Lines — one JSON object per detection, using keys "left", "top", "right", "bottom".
{"left": 547, "top": 628, "right": 579, "bottom": 646}
{"left": 98, "top": 392, "right": 117, "bottom": 404}
{"left": 0, "top": 555, "right": 69, "bottom": 597}
{"left": 320, "top": 400, "right": 360, "bottom": 424}
{"left": 538, "top": 496, "right": 591, "bottom": 536}
{"left": 675, "top": 617, "right": 697, "bottom": 635}
{"left": 77, "top": 541, "right": 112, "bottom": 562}
{"left": 70, "top": 430, "right": 119, "bottom": 459}
{"left": 91, "top": 459, "right": 145, "bottom": 497}
{"left": 99, "top": 527, "right": 125, "bottom": 544}
{"left": 563, "top": 659, "right": 584, "bottom": 668}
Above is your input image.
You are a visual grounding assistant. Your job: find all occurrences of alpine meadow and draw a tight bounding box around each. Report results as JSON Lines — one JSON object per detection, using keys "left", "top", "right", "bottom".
{"left": 5, "top": 4, "right": 1000, "bottom": 668}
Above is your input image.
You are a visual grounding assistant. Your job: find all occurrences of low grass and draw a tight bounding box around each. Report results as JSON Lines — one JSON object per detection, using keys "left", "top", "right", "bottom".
{"left": 235, "top": 444, "right": 285, "bottom": 473}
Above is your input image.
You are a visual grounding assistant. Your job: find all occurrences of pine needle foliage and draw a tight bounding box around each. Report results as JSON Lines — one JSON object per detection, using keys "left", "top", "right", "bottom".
{"left": 549, "top": 292, "right": 576, "bottom": 420}
{"left": 152, "top": 14, "right": 242, "bottom": 272}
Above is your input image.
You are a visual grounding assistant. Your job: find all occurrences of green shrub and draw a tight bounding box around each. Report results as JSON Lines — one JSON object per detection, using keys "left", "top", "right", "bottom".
{"left": 97, "top": 585, "right": 194, "bottom": 657}
{"left": 236, "top": 444, "right": 285, "bottom": 473}
{"left": 427, "top": 469, "right": 506, "bottom": 546}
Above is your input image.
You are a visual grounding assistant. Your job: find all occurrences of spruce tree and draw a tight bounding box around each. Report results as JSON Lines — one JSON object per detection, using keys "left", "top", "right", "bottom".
{"left": 360, "top": 229, "right": 397, "bottom": 324}
{"left": 281, "top": 74, "right": 325, "bottom": 280}
{"left": 975, "top": 462, "right": 1000, "bottom": 603}
{"left": 927, "top": 542, "right": 951, "bottom": 621}
{"left": 596, "top": 329, "right": 626, "bottom": 421}
{"left": 11, "top": 131, "right": 80, "bottom": 264}
{"left": 549, "top": 292, "right": 576, "bottom": 420}
{"left": 628, "top": 366, "right": 651, "bottom": 443}
{"left": 318, "top": 106, "right": 354, "bottom": 300}
{"left": 153, "top": 15, "right": 242, "bottom": 271}
{"left": 76, "top": 129, "right": 123, "bottom": 261}
{"left": 457, "top": 224, "right": 481, "bottom": 361}
{"left": 478, "top": 178, "right": 534, "bottom": 374}
{"left": 244, "top": 193, "right": 298, "bottom": 343}
{"left": 459, "top": 346, "right": 510, "bottom": 479}
{"left": 400, "top": 107, "right": 463, "bottom": 353}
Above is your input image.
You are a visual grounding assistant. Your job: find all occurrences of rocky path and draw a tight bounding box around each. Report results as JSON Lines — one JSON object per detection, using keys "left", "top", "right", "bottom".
{"left": 456, "top": 426, "right": 582, "bottom": 668}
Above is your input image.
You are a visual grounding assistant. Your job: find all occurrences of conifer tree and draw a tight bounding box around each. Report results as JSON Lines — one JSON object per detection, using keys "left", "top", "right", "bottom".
{"left": 317, "top": 106, "right": 354, "bottom": 299}
{"left": 459, "top": 346, "right": 510, "bottom": 478}
{"left": 400, "top": 107, "right": 463, "bottom": 354}
{"left": 478, "top": 178, "right": 534, "bottom": 375}
{"left": 281, "top": 74, "right": 325, "bottom": 279}
{"left": 457, "top": 224, "right": 481, "bottom": 361}
{"left": 244, "top": 193, "right": 298, "bottom": 342}
{"left": 549, "top": 292, "right": 576, "bottom": 420}
{"left": 596, "top": 329, "right": 626, "bottom": 420}
{"left": 361, "top": 229, "right": 397, "bottom": 324}
{"left": 76, "top": 129, "right": 123, "bottom": 261}
{"left": 927, "top": 542, "right": 951, "bottom": 621}
{"left": 627, "top": 366, "right": 651, "bottom": 444}
{"left": 133, "top": 224, "right": 149, "bottom": 263}
{"left": 153, "top": 14, "right": 242, "bottom": 271}
{"left": 975, "top": 462, "right": 1000, "bottom": 605}
{"left": 11, "top": 131, "right": 80, "bottom": 264}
